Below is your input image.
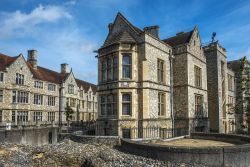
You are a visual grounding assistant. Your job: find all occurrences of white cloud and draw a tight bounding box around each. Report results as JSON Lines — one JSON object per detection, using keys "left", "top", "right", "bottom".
{"left": 0, "top": 4, "right": 72, "bottom": 38}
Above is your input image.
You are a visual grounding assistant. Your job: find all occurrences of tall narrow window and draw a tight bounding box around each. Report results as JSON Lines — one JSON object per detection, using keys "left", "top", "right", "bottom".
{"left": 194, "top": 65, "right": 202, "bottom": 88}
{"left": 100, "top": 95, "right": 106, "bottom": 115}
{"left": 228, "top": 74, "right": 234, "bottom": 91}
{"left": 195, "top": 94, "right": 203, "bottom": 117}
{"left": 16, "top": 73, "right": 24, "bottom": 85}
{"left": 0, "top": 110, "right": 2, "bottom": 122}
{"left": 101, "top": 60, "right": 106, "bottom": 82}
{"left": 0, "top": 73, "right": 4, "bottom": 82}
{"left": 158, "top": 92, "right": 165, "bottom": 116}
{"left": 17, "top": 111, "right": 28, "bottom": 124}
{"left": 107, "top": 95, "right": 112, "bottom": 115}
{"left": 112, "top": 94, "right": 117, "bottom": 115}
{"left": 12, "top": 111, "right": 16, "bottom": 123}
{"left": 48, "top": 96, "right": 56, "bottom": 106}
{"left": 157, "top": 59, "right": 164, "bottom": 83}
{"left": 122, "top": 128, "right": 131, "bottom": 139}
{"left": 122, "top": 94, "right": 131, "bottom": 115}
{"left": 122, "top": 54, "right": 131, "bottom": 79}
{"left": 107, "top": 58, "right": 112, "bottom": 81}
{"left": 113, "top": 55, "right": 118, "bottom": 80}
{"left": 0, "top": 90, "right": 3, "bottom": 102}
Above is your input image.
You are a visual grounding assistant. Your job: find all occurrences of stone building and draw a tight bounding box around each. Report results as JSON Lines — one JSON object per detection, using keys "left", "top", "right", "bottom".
{"left": 97, "top": 13, "right": 173, "bottom": 138}
{"left": 97, "top": 13, "right": 209, "bottom": 138}
{"left": 204, "top": 42, "right": 236, "bottom": 133}
{"left": 0, "top": 50, "right": 97, "bottom": 126}
{"left": 163, "top": 27, "right": 209, "bottom": 134}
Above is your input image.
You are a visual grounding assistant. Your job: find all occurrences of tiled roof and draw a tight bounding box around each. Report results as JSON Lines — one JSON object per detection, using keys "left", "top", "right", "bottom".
{"left": 163, "top": 31, "right": 193, "bottom": 47}
{"left": 1, "top": 53, "right": 96, "bottom": 92}
{"left": 76, "top": 79, "right": 97, "bottom": 93}
{"left": 0, "top": 53, "right": 18, "bottom": 71}
{"left": 103, "top": 31, "right": 136, "bottom": 47}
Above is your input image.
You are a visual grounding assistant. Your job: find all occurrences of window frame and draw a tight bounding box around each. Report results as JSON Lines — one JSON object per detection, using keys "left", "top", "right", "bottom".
{"left": 195, "top": 94, "right": 203, "bottom": 117}
{"left": 194, "top": 65, "right": 202, "bottom": 88}
{"left": 122, "top": 53, "right": 132, "bottom": 79}
{"left": 157, "top": 59, "right": 165, "bottom": 83}
{"left": 0, "top": 90, "right": 3, "bottom": 102}
{"left": 122, "top": 93, "right": 132, "bottom": 116}
{"left": 158, "top": 92, "right": 165, "bottom": 116}
{"left": 0, "top": 73, "right": 4, "bottom": 82}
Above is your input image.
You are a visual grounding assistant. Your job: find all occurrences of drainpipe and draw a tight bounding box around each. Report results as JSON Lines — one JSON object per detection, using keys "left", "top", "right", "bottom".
{"left": 169, "top": 50, "right": 175, "bottom": 137}
{"left": 59, "top": 86, "right": 63, "bottom": 132}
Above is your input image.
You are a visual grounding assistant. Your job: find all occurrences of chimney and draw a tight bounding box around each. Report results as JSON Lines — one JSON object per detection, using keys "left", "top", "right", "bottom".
{"left": 27, "top": 50, "right": 37, "bottom": 69}
{"left": 108, "top": 23, "right": 113, "bottom": 32}
{"left": 61, "top": 63, "right": 70, "bottom": 73}
{"left": 143, "top": 25, "right": 160, "bottom": 38}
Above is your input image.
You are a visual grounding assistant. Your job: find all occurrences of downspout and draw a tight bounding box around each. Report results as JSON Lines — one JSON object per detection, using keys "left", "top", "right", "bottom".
{"left": 169, "top": 50, "right": 175, "bottom": 137}
{"left": 59, "top": 86, "right": 62, "bottom": 133}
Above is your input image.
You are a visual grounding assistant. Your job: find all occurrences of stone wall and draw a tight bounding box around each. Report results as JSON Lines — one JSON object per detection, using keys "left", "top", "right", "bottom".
{"left": 0, "top": 127, "right": 57, "bottom": 146}
{"left": 120, "top": 132, "right": 250, "bottom": 167}
{"left": 70, "top": 134, "right": 120, "bottom": 147}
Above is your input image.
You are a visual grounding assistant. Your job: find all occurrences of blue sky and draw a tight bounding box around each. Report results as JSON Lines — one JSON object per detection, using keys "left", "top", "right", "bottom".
{"left": 0, "top": 0, "right": 249, "bottom": 84}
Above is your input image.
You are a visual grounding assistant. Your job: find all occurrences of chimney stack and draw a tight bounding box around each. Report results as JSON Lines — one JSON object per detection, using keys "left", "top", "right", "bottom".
{"left": 143, "top": 25, "right": 160, "bottom": 38}
{"left": 108, "top": 23, "right": 113, "bottom": 32}
{"left": 61, "top": 63, "right": 70, "bottom": 73}
{"left": 27, "top": 50, "right": 37, "bottom": 69}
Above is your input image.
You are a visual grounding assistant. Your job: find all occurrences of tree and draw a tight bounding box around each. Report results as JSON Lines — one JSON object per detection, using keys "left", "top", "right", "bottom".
{"left": 65, "top": 103, "right": 74, "bottom": 132}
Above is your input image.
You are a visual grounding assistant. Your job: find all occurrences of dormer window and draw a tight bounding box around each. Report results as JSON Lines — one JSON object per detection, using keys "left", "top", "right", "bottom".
{"left": 0, "top": 73, "right": 4, "bottom": 82}
{"left": 68, "top": 84, "right": 74, "bottom": 94}
{"left": 34, "top": 81, "right": 43, "bottom": 89}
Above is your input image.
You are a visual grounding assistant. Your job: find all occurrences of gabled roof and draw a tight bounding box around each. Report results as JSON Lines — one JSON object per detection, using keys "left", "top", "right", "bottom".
{"left": 163, "top": 30, "right": 194, "bottom": 47}
{"left": 1, "top": 52, "right": 96, "bottom": 92}
{"left": 103, "top": 31, "right": 136, "bottom": 47}
{"left": 102, "top": 12, "right": 142, "bottom": 48}
{"left": 76, "top": 79, "right": 97, "bottom": 94}
{"left": 0, "top": 53, "right": 18, "bottom": 71}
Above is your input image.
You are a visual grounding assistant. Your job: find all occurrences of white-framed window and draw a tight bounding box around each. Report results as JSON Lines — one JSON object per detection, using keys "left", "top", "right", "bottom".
{"left": 122, "top": 53, "right": 132, "bottom": 79}
{"left": 0, "top": 73, "right": 4, "bottom": 82}
{"left": 48, "top": 96, "right": 56, "bottom": 106}
{"left": 68, "top": 84, "right": 74, "bottom": 94}
{"left": 17, "top": 111, "right": 28, "bottom": 124}
{"left": 34, "top": 81, "right": 43, "bottom": 89}
{"left": 48, "top": 112, "right": 55, "bottom": 122}
{"left": 0, "top": 90, "right": 3, "bottom": 102}
{"left": 48, "top": 84, "right": 56, "bottom": 91}
{"left": 33, "top": 111, "right": 42, "bottom": 122}
{"left": 15, "top": 73, "right": 24, "bottom": 85}
{"left": 34, "top": 94, "right": 43, "bottom": 105}
{"left": 122, "top": 93, "right": 131, "bottom": 115}
{"left": 12, "top": 91, "right": 29, "bottom": 103}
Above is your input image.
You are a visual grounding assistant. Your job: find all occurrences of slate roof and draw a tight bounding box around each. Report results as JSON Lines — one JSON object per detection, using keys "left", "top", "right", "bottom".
{"left": 163, "top": 30, "right": 194, "bottom": 47}
{"left": 103, "top": 31, "right": 136, "bottom": 47}
{"left": 0, "top": 53, "right": 96, "bottom": 93}
{"left": 0, "top": 53, "right": 18, "bottom": 71}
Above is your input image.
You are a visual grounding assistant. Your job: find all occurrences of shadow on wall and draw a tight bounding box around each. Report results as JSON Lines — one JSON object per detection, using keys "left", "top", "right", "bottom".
{"left": 0, "top": 127, "right": 57, "bottom": 146}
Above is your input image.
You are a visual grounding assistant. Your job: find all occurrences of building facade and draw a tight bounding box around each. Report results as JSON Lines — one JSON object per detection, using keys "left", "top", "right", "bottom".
{"left": 97, "top": 13, "right": 209, "bottom": 138}
{"left": 97, "top": 13, "right": 173, "bottom": 138}
{"left": 204, "top": 42, "right": 236, "bottom": 133}
{"left": 0, "top": 50, "right": 97, "bottom": 126}
{"left": 163, "top": 27, "right": 209, "bottom": 134}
